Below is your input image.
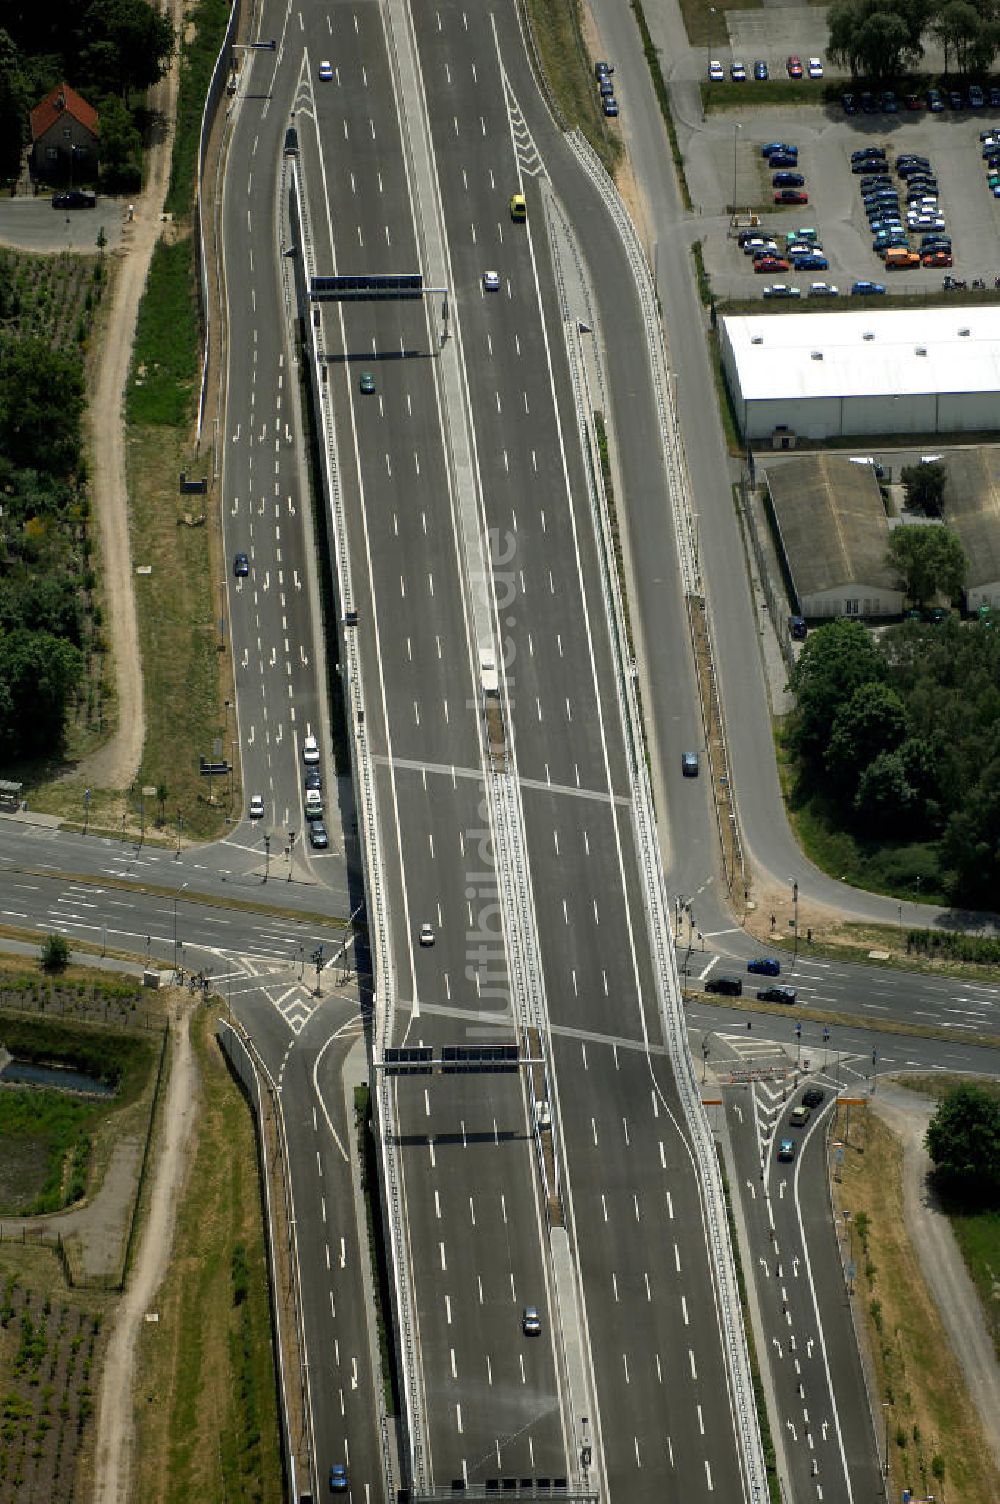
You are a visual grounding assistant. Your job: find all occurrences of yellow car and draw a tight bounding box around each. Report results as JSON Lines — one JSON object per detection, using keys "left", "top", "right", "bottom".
{"left": 510, "top": 193, "right": 526, "bottom": 222}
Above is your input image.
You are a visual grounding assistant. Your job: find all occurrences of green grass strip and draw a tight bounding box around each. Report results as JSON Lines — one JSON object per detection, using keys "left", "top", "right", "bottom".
{"left": 127, "top": 238, "right": 198, "bottom": 426}
{"left": 165, "top": 0, "right": 234, "bottom": 219}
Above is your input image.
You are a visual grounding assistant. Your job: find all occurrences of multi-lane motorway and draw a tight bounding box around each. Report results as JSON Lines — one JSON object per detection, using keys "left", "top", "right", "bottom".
{"left": 4, "top": 3, "right": 999, "bottom": 1504}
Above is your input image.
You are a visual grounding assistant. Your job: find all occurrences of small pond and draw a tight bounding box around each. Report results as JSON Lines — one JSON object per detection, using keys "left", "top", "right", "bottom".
{"left": 0, "top": 1059, "right": 115, "bottom": 1097}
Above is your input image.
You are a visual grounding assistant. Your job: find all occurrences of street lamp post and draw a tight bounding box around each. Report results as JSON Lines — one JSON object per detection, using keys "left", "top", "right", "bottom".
{"left": 791, "top": 879, "right": 800, "bottom": 968}
{"left": 733, "top": 122, "right": 741, "bottom": 211}
{"left": 707, "top": 6, "right": 716, "bottom": 73}
{"left": 263, "top": 833, "right": 271, "bottom": 883}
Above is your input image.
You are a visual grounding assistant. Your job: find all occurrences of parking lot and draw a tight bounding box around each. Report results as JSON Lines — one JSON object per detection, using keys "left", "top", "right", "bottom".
{"left": 685, "top": 105, "right": 1000, "bottom": 297}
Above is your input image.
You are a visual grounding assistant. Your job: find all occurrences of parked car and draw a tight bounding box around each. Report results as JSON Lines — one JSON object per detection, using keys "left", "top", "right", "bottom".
{"left": 842, "top": 91, "right": 857, "bottom": 114}
{"left": 807, "top": 282, "right": 839, "bottom": 296}
{"left": 308, "top": 821, "right": 329, "bottom": 850}
{"left": 302, "top": 733, "right": 320, "bottom": 764}
{"left": 767, "top": 152, "right": 799, "bottom": 169}
{"left": 754, "top": 255, "right": 790, "bottom": 271}
{"left": 773, "top": 171, "right": 805, "bottom": 188}
{"left": 852, "top": 145, "right": 887, "bottom": 162}
{"left": 789, "top": 614, "right": 808, "bottom": 637}
{"left": 595, "top": 60, "right": 613, "bottom": 78}
{"left": 786, "top": 55, "right": 803, "bottom": 78}
{"left": 762, "top": 141, "right": 797, "bottom": 158}
{"left": 860, "top": 90, "right": 878, "bottom": 112}
{"left": 885, "top": 249, "right": 921, "bottom": 269}
{"left": 851, "top": 280, "right": 887, "bottom": 294}
{"left": 970, "top": 83, "right": 986, "bottom": 108}
{"left": 927, "top": 88, "right": 945, "bottom": 111}
{"left": 599, "top": 77, "right": 614, "bottom": 97}
{"left": 807, "top": 57, "right": 824, "bottom": 78}
{"left": 708, "top": 59, "right": 725, "bottom": 82}
{"left": 603, "top": 97, "right": 619, "bottom": 116}
{"left": 774, "top": 188, "right": 809, "bottom": 204}
{"left": 922, "top": 249, "right": 952, "bottom": 267}
{"left": 731, "top": 61, "right": 747, "bottom": 82}
{"left": 881, "top": 89, "right": 899, "bottom": 112}
{"left": 763, "top": 283, "right": 802, "bottom": 297}
{"left": 948, "top": 89, "right": 964, "bottom": 109}
{"left": 52, "top": 189, "right": 96, "bottom": 209}
{"left": 904, "top": 93, "right": 923, "bottom": 110}
{"left": 990, "top": 86, "right": 1000, "bottom": 107}
{"left": 792, "top": 252, "right": 829, "bottom": 270}
{"left": 754, "top": 60, "right": 769, "bottom": 81}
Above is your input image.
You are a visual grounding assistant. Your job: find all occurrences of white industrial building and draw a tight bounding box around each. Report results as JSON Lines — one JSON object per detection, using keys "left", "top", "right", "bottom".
{"left": 721, "top": 308, "right": 1000, "bottom": 442}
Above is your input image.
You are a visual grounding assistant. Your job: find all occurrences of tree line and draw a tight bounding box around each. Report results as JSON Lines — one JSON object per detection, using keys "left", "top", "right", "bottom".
{"left": 788, "top": 616, "right": 1000, "bottom": 907}
{"left": 828, "top": 0, "right": 1000, "bottom": 82}
{"left": 0, "top": 335, "right": 92, "bottom": 762}
{"left": 0, "top": 0, "right": 174, "bottom": 185}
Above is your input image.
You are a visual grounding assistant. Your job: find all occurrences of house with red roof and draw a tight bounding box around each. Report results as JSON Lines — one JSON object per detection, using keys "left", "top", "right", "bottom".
{"left": 30, "top": 83, "right": 100, "bottom": 181}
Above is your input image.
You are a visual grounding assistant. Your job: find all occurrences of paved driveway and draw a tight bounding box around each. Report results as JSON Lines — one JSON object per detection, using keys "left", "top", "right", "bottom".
{"left": 0, "top": 195, "right": 124, "bottom": 253}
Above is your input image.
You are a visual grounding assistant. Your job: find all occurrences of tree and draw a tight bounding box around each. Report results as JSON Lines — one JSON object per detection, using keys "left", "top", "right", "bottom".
{"left": 80, "top": 0, "right": 174, "bottom": 106}
{"left": 886, "top": 525, "right": 967, "bottom": 606}
{"left": 0, "top": 29, "right": 30, "bottom": 181}
{"left": 826, "top": 681, "right": 908, "bottom": 791}
{"left": 0, "top": 627, "right": 83, "bottom": 758}
{"left": 941, "top": 745, "right": 1000, "bottom": 904}
{"left": 40, "top": 932, "right": 70, "bottom": 971}
{"left": 0, "top": 336, "right": 84, "bottom": 475}
{"left": 926, "top": 1083, "right": 1000, "bottom": 1208}
{"left": 827, "top": 0, "right": 929, "bottom": 80}
{"left": 95, "top": 93, "right": 141, "bottom": 189}
{"left": 853, "top": 747, "right": 918, "bottom": 832}
{"left": 788, "top": 619, "right": 885, "bottom": 767}
{"left": 900, "top": 460, "right": 947, "bottom": 517}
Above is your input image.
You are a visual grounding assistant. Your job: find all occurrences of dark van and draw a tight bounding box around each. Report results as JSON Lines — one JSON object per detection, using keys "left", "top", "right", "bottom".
{"left": 705, "top": 975, "right": 743, "bottom": 996}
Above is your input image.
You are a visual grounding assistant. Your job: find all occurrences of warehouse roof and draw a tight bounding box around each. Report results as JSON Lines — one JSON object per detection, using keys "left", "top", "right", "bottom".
{"left": 937, "top": 449, "right": 1000, "bottom": 588}
{"left": 723, "top": 308, "right": 1000, "bottom": 401}
{"left": 764, "top": 455, "right": 896, "bottom": 599}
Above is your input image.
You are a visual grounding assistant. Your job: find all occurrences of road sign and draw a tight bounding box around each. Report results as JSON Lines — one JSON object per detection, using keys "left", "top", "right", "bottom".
{"left": 310, "top": 272, "right": 424, "bottom": 301}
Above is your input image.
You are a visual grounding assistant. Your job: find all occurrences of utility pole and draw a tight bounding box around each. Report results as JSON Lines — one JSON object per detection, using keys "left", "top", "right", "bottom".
{"left": 263, "top": 833, "right": 271, "bottom": 883}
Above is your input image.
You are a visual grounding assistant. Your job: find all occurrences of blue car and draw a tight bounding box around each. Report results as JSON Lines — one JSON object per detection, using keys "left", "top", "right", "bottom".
{"left": 748, "top": 957, "right": 781, "bottom": 976}
{"left": 768, "top": 152, "right": 799, "bottom": 169}
{"left": 792, "top": 252, "right": 828, "bottom": 270}
{"left": 773, "top": 171, "right": 805, "bottom": 188}
{"left": 330, "top": 1463, "right": 349, "bottom": 1493}
{"left": 851, "top": 280, "right": 887, "bottom": 295}
{"left": 762, "top": 141, "right": 796, "bottom": 158}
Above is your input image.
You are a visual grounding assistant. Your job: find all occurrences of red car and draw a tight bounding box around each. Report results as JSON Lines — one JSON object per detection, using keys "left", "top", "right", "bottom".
{"left": 754, "top": 255, "right": 790, "bottom": 272}
{"left": 922, "top": 249, "right": 953, "bottom": 267}
{"left": 774, "top": 188, "right": 809, "bottom": 204}
{"left": 786, "top": 55, "right": 803, "bottom": 78}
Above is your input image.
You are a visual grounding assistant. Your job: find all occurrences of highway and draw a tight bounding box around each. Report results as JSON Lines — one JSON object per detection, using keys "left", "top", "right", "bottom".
{"left": 296, "top": 0, "right": 762, "bottom": 1498}
{"left": 301, "top": 0, "right": 567, "bottom": 1487}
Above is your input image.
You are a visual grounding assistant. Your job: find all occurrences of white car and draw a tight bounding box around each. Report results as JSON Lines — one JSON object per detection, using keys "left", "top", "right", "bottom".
{"left": 730, "top": 61, "right": 747, "bottom": 82}
{"left": 807, "top": 57, "right": 824, "bottom": 78}
{"left": 248, "top": 794, "right": 264, "bottom": 820}
{"left": 708, "top": 59, "right": 725, "bottom": 82}
{"left": 808, "top": 281, "right": 839, "bottom": 296}
{"left": 482, "top": 270, "right": 500, "bottom": 291}
{"left": 302, "top": 733, "right": 320, "bottom": 765}
{"left": 319, "top": 60, "right": 333, "bottom": 81}
{"left": 419, "top": 923, "right": 435, "bottom": 947}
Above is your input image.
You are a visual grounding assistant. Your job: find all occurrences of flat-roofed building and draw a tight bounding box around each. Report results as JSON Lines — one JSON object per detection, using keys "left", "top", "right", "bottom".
{"left": 935, "top": 449, "right": 1000, "bottom": 612}
{"left": 721, "top": 309, "right": 1000, "bottom": 441}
